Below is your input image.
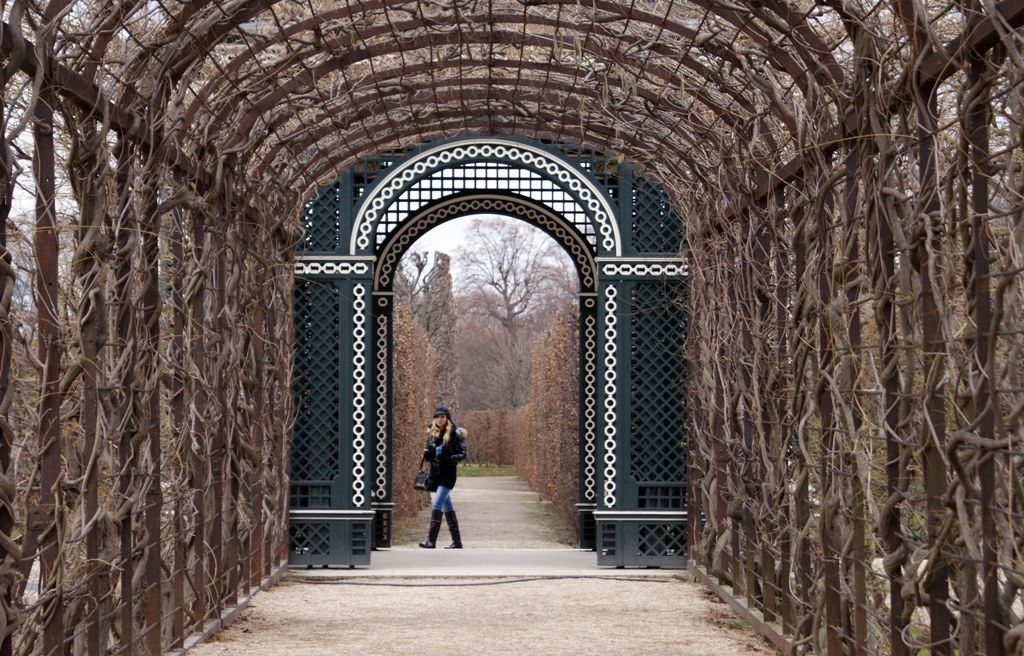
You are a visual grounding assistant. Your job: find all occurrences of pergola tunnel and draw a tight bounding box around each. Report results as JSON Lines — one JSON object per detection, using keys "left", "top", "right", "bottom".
{"left": 1, "top": 2, "right": 1023, "bottom": 656}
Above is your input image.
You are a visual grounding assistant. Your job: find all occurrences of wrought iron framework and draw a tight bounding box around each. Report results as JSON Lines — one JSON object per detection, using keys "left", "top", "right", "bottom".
{"left": 0, "top": 2, "right": 1022, "bottom": 655}
{"left": 291, "top": 137, "right": 689, "bottom": 566}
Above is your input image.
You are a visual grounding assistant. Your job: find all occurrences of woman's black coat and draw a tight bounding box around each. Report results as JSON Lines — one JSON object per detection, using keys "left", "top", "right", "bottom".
{"left": 423, "top": 427, "right": 467, "bottom": 489}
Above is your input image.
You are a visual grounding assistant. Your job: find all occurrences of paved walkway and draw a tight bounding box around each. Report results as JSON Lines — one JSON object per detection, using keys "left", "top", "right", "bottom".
{"left": 391, "top": 475, "right": 578, "bottom": 549}
{"left": 187, "top": 476, "right": 776, "bottom": 655}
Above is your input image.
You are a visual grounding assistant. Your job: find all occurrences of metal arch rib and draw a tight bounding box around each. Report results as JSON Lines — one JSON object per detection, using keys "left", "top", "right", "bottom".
{"left": 348, "top": 137, "right": 622, "bottom": 257}
{"left": 371, "top": 191, "right": 599, "bottom": 293}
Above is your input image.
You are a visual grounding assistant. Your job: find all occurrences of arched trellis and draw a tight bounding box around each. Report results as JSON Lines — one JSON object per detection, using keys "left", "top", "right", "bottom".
{"left": 291, "top": 137, "right": 689, "bottom": 566}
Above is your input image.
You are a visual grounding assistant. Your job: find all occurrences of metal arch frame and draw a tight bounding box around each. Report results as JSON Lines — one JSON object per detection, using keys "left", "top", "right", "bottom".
{"left": 291, "top": 137, "right": 690, "bottom": 568}
{"left": 372, "top": 192, "right": 598, "bottom": 294}
{"left": 349, "top": 137, "right": 623, "bottom": 257}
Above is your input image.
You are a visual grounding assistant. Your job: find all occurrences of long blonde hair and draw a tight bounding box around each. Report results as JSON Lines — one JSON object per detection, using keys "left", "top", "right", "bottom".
{"left": 430, "top": 418, "right": 452, "bottom": 445}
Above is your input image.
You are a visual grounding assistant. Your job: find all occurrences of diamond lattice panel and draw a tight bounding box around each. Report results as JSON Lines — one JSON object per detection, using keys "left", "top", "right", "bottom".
{"left": 301, "top": 181, "right": 341, "bottom": 253}
{"left": 638, "top": 523, "right": 685, "bottom": 557}
{"left": 292, "top": 280, "right": 341, "bottom": 483}
{"left": 631, "top": 178, "right": 683, "bottom": 254}
{"left": 289, "top": 522, "right": 332, "bottom": 556}
{"left": 629, "top": 282, "right": 688, "bottom": 483}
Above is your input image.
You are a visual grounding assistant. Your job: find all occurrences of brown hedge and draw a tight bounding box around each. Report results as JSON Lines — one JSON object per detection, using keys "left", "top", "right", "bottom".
{"left": 390, "top": 303, "right": 437, "bottom": 531}
{"left": 462, "top": 304, "right": 579, "bottom": 540}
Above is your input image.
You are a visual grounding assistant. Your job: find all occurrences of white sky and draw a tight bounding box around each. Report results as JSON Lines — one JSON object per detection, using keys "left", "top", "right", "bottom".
{"left": 404, "top": 215, "right": 478, "bottom": 257}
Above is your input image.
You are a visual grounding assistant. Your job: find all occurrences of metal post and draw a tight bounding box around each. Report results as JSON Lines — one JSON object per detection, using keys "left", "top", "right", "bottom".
{"left": 142, "top": 197, "right": 163, "bottom": 655}
{"left": 814, "top": 167, "right": 842, "bottom": 656}
{"left": 112, "top": 137, "right": 136, "bottom": 654}
{"left": 774, "top": 184, "right": 793, "bottom": 632}
{"left": 790, "top": 192, "right": 813, "bottom": 640}
{"left": 189, "top": 209, "right": 209, "bottom": 631}
{"left": 210, "top": 225, "right": 226, "bottom": 615}
{"left": 170, "top": 201, "right": 187, "bottom": 648}
{"left": 843, "top": 143, "right": 867, "bottom": 655}
{"left": 917, "top": 81, "right": 952, "bottom": 656}
{"left": 967, "top": 36, "right": 1004, "bottom": 656}
{"left": 73, "top": 121, "right": 107, "bottom": 656}
{"left": 0, "top": 47, "right": 17, "bottom": 656}
{"left": 33, "top": 80, "right": 63, "bottom": 656}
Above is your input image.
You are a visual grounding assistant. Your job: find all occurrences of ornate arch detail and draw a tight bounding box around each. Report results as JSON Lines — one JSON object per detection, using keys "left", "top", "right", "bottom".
{"left": 373, "top": 192, "right": 598, "bottom": 293}
{"left": 351, "top": 138, "right": 621, "bottom": 256}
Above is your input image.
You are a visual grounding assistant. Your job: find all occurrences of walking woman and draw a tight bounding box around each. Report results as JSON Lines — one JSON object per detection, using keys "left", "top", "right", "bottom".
{"left": 420, "top": 406, "right": 467, "bottom": 549}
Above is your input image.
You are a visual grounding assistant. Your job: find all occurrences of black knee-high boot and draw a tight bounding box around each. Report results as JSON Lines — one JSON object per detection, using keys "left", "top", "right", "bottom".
{"left": 444, "top": 510, "right": 462, "bottom": 549}
{"left": 419, "top": 510, "right": 443, "bottom": 548}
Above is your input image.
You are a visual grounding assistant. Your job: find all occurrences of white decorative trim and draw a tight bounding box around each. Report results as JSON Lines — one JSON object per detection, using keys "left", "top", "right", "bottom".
{"left": 294, "top": 261, "right": 369, "bottom": 276}
{"left": 601, "top": 262, "right": 689, "bottom": 277}
{"left": 350, "top": 138, "right": 621, "bottom": 255}
{"left": 596, "top": 256, "right": 685, "bottom": 262}
{"left": 289, "top": 509, "right": 376, "bottom": 518}
{"left": 374, "top": 308, "right": 389, "bottom": 500}
{"left": 297, "top": 255, "right": 376, "bottom": 261}
{"left": 602, "top": 285, "right": 619, "bottom": 508}
{"left": 351, "top": 285, "right": 368, "bottom": 507}
{"left": 593, "top": 510, "right": 687, "bottom": 520}
{"left": 374, "top": 194, "right": 596, "bottom": 291}
{"left": 583, "top": 314, "right": 598, "bottom": 502}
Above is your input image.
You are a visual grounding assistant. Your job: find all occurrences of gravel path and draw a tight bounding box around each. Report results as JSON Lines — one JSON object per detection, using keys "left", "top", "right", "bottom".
{"left": 190, "top": 577, "right": 774, "bottom": 656}
{"left": 188, "top": 476, "right": 776, "bottom": 655}
{"left": 392, "top": 476, "right": 576, "bottom": 548}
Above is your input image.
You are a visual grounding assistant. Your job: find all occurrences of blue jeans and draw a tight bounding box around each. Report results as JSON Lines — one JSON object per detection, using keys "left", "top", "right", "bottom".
{"left": 432, "top": 485, "right": 454, "bottom": 512}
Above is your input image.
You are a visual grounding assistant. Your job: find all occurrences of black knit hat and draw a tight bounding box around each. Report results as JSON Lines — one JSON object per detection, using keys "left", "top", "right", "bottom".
{"left": 433, "top": 406, "right": 452, "bottom": 420}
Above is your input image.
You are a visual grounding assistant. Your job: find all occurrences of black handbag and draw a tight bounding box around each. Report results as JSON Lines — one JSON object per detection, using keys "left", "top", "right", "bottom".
{"left": 413, "top": 456, "right": 430, "bottom": 491}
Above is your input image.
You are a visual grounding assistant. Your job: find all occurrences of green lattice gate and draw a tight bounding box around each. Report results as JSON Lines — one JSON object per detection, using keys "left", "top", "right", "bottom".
{"left": 290, "top": 137, "right": 688, "bottom": 568}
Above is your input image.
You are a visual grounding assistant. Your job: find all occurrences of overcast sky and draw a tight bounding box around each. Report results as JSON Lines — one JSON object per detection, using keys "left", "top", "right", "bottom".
{"left": 400, "top": 213, "right": 569, "bottom": 287}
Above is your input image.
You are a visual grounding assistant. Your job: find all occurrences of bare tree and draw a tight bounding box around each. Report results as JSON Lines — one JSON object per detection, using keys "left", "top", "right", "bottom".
{"left": 394, "top": 251, "right": 431, "bottom": 309}
{"left": 457, "top": 218, "right": 571, "bottom": 341}
{"left": 395, "top": 251, "right": 460, "bottom": 411}
{"left": 417, "top": 253, "right": 458, "bottom": 410}
{"left": 455, "top": 218, "right": 575, "bottom": 408}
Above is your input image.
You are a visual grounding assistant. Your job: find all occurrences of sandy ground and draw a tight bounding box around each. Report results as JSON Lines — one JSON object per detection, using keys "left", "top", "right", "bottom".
{"left": 188, "top": 476, "right": 776, "bottom": 656}
{"left": 190, "top": 577, "right": 775, "bottom": 656}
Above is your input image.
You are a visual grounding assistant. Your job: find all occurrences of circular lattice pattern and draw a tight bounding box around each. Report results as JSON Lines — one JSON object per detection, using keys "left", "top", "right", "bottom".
{"left": 602, "top": 285, "right": 619, "bottom": 508}
{"left": 354, "top": 140, "right": 619, "bottom": 254}
{"left": 375, "top": 195, "right": 596, "bottom": 291}
{"left": 351, "top": 284, "right": 368, "bottom": 506}
{"left": 294, "top": 261, "right": 369, "bottom": 276}
{"left": 583, "top": 314, "right": 598, "bottom": 502}
{"left": 374, "top": 309, "right": 389, "bottom": 501}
